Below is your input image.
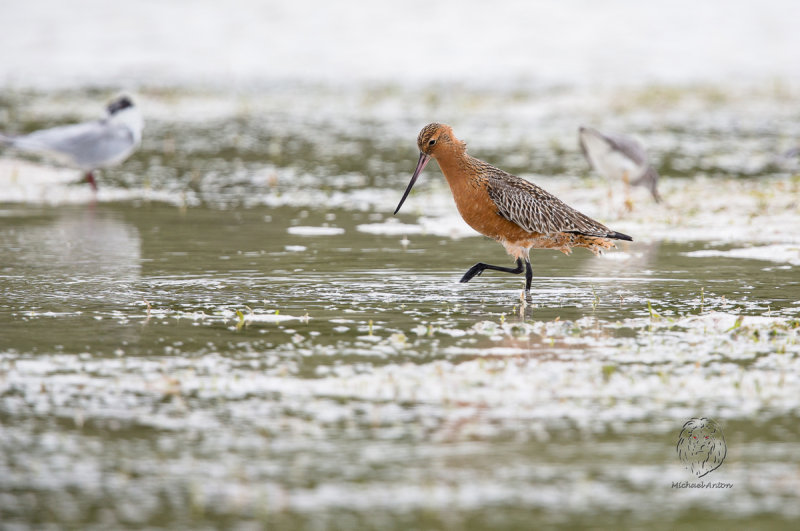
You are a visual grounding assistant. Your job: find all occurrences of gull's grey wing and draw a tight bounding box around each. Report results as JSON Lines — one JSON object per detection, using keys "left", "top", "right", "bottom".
{"left": 483, "top": 166, "right": 624, "bottom": 239}
{"left": 9, "top": 119, "right": 135, "bottom": 169}
{"left": 579, "top": 126, "right": 649, "bottom": 166}
{"left": 602, "top": 132, "right": 649, "bottom": 166}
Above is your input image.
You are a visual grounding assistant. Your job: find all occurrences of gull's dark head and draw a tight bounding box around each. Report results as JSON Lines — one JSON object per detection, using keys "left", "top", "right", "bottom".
{"left": 107, "top": 96, "right": 134, "bottom": 115}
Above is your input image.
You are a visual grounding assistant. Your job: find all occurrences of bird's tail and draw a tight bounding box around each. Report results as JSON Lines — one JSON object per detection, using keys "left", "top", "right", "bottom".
{"left": 0, "top": 132, "right": 14, "bottom": 147}
{"left": 607, "top": 231, "right": 633, "bottom": 241}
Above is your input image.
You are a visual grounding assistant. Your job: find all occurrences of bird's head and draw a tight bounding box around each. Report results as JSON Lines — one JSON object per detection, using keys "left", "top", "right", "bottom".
{"left": 395, "top": 123, "right": 464, "bottom": 215}
{"left": 106, "top": 95, "right": 144, "bottom": 144}
{"left": 416, "top": 123, "right": 465, "bottom": 157}
{"left": 107, "top": 96, "right": 135, "bottom": 115}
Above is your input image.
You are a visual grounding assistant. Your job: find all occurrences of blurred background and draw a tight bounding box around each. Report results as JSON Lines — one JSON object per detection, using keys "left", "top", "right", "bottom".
{"left": 1, "top": 1, "right": 799, "bottom": 529}
{"left": 1, "top": 0, "right": 799, "bottom": 88}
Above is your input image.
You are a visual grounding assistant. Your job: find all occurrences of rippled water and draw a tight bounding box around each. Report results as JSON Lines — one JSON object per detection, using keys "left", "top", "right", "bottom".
{"left": 1, "top": 84, "right": 800, "bottom": 529}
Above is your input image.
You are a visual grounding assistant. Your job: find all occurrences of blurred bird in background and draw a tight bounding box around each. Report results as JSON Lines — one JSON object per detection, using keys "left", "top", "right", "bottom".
{"left": 579, "top": 126, "right": 661, "bottom": 209}
{"left": 0, "top": 95, "right": 143, "bottom": 190}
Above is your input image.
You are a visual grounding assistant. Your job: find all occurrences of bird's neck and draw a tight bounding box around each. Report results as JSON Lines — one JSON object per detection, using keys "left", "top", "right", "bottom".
{"left": 110, "top": 108, "right": 144, "bottom": 144}
{"left": 433, "top": 145, "right": 479, "bottom": 186}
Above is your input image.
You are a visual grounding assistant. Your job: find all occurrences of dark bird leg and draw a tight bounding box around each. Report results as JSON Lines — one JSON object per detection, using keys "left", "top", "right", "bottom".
{"left": 524, "top": 258, "right": 532, "bottom": 292}
{"left": 460, "top": 258, "right": 525, "bottom": 284}
{"left": 84, "top": 171, "right": 98, "bottom": 191}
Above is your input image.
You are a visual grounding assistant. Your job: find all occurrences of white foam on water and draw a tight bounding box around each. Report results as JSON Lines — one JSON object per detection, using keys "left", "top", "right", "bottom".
{"left": 356, "top": 222, "right": 424, "bottom": 236}
{"left": 287, "top": 226, "right": 345, "bottom": 236}
{"left": 598, "top": 251, "right": 643, "bottom": 261}
{"left": 245, "top": 313, "right": 308, "bottom": 324}
{"left": 684, "top": 244, "right": 800, "bottom": 266}
{"left": 3, "top": 304, "right": 799, "bottom": 521}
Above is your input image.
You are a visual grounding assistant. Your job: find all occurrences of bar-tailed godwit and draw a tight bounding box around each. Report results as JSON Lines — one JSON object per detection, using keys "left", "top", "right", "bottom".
{"left": 394, "top": 123, "right": 632, "bottom": 293}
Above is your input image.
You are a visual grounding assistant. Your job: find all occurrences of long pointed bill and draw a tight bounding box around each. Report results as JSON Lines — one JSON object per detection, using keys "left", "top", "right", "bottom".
{"left": 394, "top": 152, "right": 431, "bottom": 215}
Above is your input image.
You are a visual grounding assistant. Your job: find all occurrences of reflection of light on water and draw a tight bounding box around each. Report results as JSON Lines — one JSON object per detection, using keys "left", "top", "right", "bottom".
{"left": 581, "top": 241, "right": 661, "bottom": 278}
{"left": 684, "top": 244, "right": 800, "bottom": 266}
{"left": 3, "top": 306, "right": 798, "bottom": 520}
{"left": 1, "top": 201, "right": 799, "bottom": 526}
{"left": 8, "top": 208, "right": 141, "bottom": 299}
{"left": 287, "top": 226, "right": 345, "bottom": 236}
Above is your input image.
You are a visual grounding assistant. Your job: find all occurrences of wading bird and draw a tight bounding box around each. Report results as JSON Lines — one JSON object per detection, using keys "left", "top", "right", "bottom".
{"left": 579, "top": 126, "right": 661, "bottom": 206}
{"left": 0, "top": 95, "right": 143, "bottom": 191}
{"left": 394, "top": 123, "right": 632, "bottom": 294}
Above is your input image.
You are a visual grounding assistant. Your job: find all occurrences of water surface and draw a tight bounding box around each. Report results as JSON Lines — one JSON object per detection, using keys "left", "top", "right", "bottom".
{"left": 1, "top": 86, "right": 799, "bottom": 529}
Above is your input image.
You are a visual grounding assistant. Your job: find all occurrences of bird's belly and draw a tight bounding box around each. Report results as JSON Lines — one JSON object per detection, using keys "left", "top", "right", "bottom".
{"left": 594, "top": 150, "right": 642, "bottom": 180}
{"left": 582, "top": 134, "right": 641, "bottom": 180}
{"left": 449, "top": 183, "right": 532, "bottom": 242}
{"left": 448, "top": 181, "right": 615, "bottom": 257}
{"left": 81, "top": 145, "right": 135, "bottom": 169}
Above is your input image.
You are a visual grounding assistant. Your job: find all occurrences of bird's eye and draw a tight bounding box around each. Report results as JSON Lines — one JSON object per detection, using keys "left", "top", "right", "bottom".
{"left": 428, "top": 139, "right": 436, "bottom": 146}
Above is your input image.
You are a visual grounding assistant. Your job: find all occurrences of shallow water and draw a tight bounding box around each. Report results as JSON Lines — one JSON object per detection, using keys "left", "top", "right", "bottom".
{"left": 1, "top": 86, "right": 800, "bottom": 529}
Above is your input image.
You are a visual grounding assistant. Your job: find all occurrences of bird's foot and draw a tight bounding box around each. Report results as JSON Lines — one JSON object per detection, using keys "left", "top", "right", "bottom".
{"left": 460, "top": 264, "right": 486, "bottom": 283}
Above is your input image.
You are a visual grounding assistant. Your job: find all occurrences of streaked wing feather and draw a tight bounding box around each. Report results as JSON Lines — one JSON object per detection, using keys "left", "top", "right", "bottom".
{"left": 486, "top": 170, "right": 612, "bottom": 237}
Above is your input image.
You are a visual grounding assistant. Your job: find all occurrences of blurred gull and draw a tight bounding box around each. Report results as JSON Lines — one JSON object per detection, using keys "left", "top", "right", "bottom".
{"left": 783, "top": 146, "right": 799, "bottom": 158}
{"left": 0, "top": 95, "right": 143, "bottom": 190}
{"left": 579, "top": 126, "right": 661, "bottom": 207}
